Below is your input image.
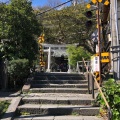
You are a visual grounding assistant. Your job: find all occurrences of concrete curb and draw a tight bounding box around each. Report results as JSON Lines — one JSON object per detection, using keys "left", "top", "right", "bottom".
{"left": 1, "top": 97, "right": 22, "bottom": 120}
{"left": 14, "top": 115, "right": 103, "bottom": 120}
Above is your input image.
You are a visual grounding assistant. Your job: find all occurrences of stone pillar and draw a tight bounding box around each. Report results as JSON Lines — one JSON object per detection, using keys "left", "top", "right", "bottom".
{"left": 46, "top": 47, "right": 51, "bottom": 72}
{"left": 67, "top": 59, "right": 72, "bottom": 73}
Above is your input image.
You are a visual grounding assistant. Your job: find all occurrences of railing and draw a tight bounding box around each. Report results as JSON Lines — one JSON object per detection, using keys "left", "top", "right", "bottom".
{"left": 76, "top": 60, "right": 91, "bottom": 73}
{"left": 82, "top": 58, "right": 112, "bottom": 120}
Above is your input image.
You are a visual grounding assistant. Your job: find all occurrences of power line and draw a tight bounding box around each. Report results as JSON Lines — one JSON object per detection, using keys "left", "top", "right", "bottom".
{"left": 36, "top": 0, "right": 73, "bottom": 16}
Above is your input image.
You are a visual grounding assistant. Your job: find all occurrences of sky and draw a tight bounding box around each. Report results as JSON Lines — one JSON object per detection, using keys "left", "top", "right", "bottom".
{"left": 0, "top": 0, "right": 70, "bottom": 6}
{"left": 0, "top": 0, "right": 88, "bottom": 7}
{"left": 0, "top": 0, "right": 88, "bottom": 8}
{"left": 32, "top": 0, "right": 71, "bottom": 7}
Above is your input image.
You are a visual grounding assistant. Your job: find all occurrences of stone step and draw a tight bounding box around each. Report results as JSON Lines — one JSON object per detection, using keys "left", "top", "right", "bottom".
{"left": 14, "top": 115, "right": 104, "bottom": 120}
{"left": 15, "top": 72, "right": 102, "bottom": 119}
{"left": 25, "top": 93, "right": 92, "bottom": 98}
{"left": 34, "top": 72, "right": 85, "bottom": 77}
{"left": 31, "top": 83, "right": 88, "bottom": 88}
{"left": 31, "top": 80, "right": 88, "bottom": 84}
{"left": 34, "top": 76, "right": 85, "bottom": 80}
{"left": 22, "top": 95, "right": 94, "bottom": 105}
{"left": 30, "top": 88, "right": 88, "bottom": 94}
{"left": 17, "top": 104, "right": 100, "bottom": 116}
{"left": 33, "top": 73, "right": 85, "bottom": 80}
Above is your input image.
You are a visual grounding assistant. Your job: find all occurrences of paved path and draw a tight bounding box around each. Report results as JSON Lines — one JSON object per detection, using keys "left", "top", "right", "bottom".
{"left": 0, "top": 90, "right": 21, "bottom": 101}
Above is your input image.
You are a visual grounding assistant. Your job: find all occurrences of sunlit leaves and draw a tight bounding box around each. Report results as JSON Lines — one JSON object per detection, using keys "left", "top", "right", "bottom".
{"left": 67, "top": 45, "right": 91, "bottom": 67}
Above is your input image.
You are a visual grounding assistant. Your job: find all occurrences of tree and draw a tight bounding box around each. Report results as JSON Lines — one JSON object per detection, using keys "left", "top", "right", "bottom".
{"left": 0, "top": 0, "right": 41, "bottom": 63}
{"left": 36, "top": 2, "right": 96, "bottom": 53}
{"left": 0, "top": 2, "right": 9, "bottom": 39}
{"left": 67, "top": 45, "right": 91, "bottom": 67}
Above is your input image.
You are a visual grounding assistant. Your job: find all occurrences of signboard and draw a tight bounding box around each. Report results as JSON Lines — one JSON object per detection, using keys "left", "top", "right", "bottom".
{"left": 91, "top": 30, "right": 98, "bottom": 42}
{"left": 101, "top": 52, "right": 110, "bottom": 63}
{"left": 91, "top": 55, "right": 99, "bottom": 72}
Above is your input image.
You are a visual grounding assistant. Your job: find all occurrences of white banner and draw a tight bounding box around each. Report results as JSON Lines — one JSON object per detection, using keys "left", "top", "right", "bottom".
{"left": 91, "top": 56, "right": 99, "bottom": 72}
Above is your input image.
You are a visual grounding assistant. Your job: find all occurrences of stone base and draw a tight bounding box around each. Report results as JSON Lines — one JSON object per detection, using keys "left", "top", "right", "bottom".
{"left": 67, "top": 69, "right": 72, "bottom": 73}
{"left": 46, "top": 69, "right": 51, "bottom": 72}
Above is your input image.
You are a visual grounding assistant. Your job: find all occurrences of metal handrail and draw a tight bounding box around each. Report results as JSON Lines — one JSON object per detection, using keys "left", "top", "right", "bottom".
{"left": 82, "top": 58, "right": 112, "bottom": 120}
{"left": 82, "top": 58, "right": 91, "bottom": 93}
{"left": 91, "top": 72, "right": 112, "bottom": 120}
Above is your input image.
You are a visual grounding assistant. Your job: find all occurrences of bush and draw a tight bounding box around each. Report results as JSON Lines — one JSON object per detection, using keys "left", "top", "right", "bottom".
{"left": 8, "top": 59, "right": 30, "bottom": 89}
{"left": 96, "top": 79, "right": 120, "bottom": 120}
{"left": 67, "top": 45, "right": 91, "bottom": 67}
{"left": 0, "top": 100, "right": 10, "bottom": 118}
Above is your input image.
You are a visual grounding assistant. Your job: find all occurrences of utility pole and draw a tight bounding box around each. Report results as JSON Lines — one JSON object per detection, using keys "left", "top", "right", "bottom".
{"left": 97, "top": 2, "right": 102, "bottom": 84}
{"left": 86, "top": 0, "right": 110, "bottom": 84}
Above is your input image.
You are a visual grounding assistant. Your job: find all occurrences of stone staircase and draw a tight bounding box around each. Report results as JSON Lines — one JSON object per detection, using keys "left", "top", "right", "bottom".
{"left": 14, "top": 72, "right": 104, "bottom": 120}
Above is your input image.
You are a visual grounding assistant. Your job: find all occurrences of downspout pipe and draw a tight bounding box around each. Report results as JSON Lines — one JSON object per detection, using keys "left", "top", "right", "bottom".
{"left": 115, "top": 0, "right": 120, "bottom": 79}
{"left": 110, "top": 0, "right": 112, "bottom": 75}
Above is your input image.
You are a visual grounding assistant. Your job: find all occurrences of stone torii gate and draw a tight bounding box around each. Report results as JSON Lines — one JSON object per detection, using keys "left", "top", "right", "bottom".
{"left": 41, "top": 43, "right": 72, "bottom": 73}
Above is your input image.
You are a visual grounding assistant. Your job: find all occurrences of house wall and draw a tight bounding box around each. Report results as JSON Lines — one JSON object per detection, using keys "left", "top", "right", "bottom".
{"left": 110, "top": 0, "right": 120, "bottom": 79}
{"left": 117, "top": 0, "right": 120, "bottom": 79}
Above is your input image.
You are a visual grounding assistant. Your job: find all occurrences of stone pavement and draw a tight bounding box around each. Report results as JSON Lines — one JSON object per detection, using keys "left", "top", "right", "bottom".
{"left": 0, "top": 90, "right": 21, "bottom": 120}
{"left": 0, "top": 90, "right": 21, "bottom": 101}
{"left": 14, "top": 115, "right": 103, "bottom": 120}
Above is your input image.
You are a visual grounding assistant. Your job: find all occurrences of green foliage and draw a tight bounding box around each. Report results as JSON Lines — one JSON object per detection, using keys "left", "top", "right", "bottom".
{"left": 0, "top": 0, "right": 41, "bottom": 62}
{"left": 20, "top": 111, "right": 30, "bottom": 115}
{"left": 0, "top": 100, "right": 10, "bottom": 118}
{"left": 0, "top": 3, "right": 9, "bottom": 39}
{"left": 36, "top": 3, "right": 95, "bottom": 53}
{"left": 67, "top": 45, "right": 91, "bottom": 67}
{"left": 96, "top": 79, "right": 120, "bottom": 120}
{"left": 72, "top": 111, "right": 79, "bottom": 116}
{"left": 8, "top": 59, "right": 30, "bottom": 88}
